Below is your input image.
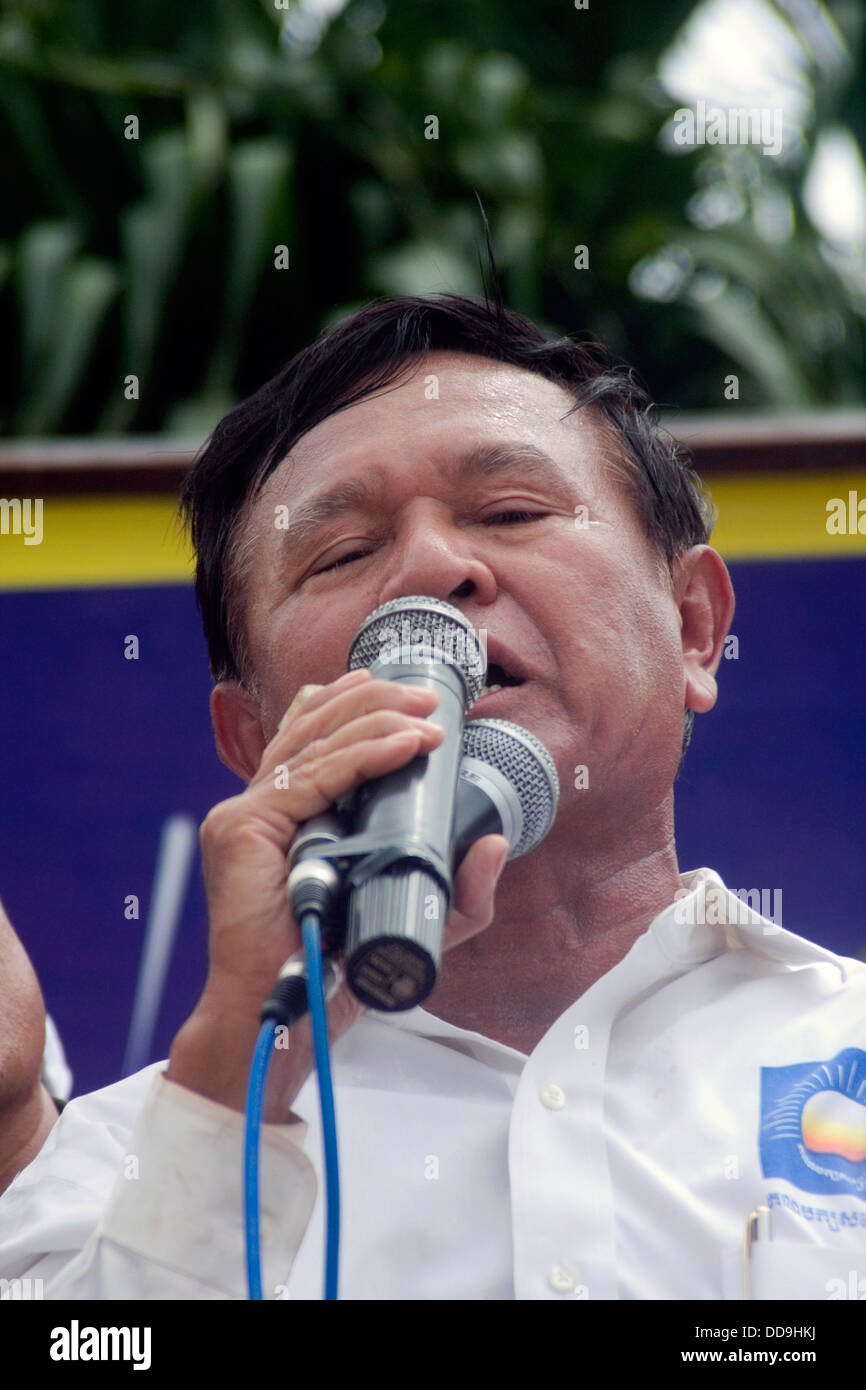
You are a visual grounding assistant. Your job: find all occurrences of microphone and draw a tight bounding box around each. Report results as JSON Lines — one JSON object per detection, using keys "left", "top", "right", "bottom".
{"left": 262, "top": 811, "right": 348, "bottom": 1027}
{"left": 451, "top": 718, "right": 559, "bottom": 871}
{"left": 267, "top": 718, "right": 559, "bottom": 1027}
{"left": 341, "top": 596, "right": 485, "bottom": 1011}
{"left": 286, "top": 810, "right": 348, "bottom": 936}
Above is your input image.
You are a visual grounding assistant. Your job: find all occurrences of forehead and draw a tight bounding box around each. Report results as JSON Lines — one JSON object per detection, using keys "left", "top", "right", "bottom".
{"left": 254, "top": 350, "right": 616, "bottom": 514}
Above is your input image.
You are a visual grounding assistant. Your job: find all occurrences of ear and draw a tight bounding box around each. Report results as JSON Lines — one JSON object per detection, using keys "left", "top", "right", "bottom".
{"left": 674, "top": 546, "right": 736, "bottom": 715}
{"left": 210, "top": 680, "right": 267, "bottom": 783}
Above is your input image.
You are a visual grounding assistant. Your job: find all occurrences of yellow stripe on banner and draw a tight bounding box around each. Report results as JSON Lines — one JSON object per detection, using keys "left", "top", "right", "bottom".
{"left": 0, "top": 496, "right": 193, "bottom": 589}
{"left": 703, "top": 470, "right": 866, "bottom": 559}
{"left": 1, "top": 473, "right": 865, "bottom": 590}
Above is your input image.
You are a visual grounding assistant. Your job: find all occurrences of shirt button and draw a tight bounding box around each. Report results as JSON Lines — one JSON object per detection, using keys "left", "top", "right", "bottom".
{"left": 539, "top": 1082, "right": 566, "bottom": 1110}
{"left": 549, "top": 1264, "right": 579, "bottom": 1293}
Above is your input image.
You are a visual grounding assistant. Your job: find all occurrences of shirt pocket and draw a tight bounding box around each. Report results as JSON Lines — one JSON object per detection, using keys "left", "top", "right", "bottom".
{"left": 722, "top": 1241, "right": 866, "bottom": 1299}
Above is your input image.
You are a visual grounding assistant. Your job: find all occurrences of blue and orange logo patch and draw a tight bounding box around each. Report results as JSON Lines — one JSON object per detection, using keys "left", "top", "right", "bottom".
{"left": 760, "top": 1048, "right": 866, "bottom": 1199}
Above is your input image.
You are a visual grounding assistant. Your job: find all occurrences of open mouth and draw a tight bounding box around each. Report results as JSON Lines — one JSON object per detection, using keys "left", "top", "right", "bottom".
{"left": 475, "top": 661, "right": 525, "bottom": 701}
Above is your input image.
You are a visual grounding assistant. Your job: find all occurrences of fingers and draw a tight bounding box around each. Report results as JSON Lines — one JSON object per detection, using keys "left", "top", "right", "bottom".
{"left": 277, "top": 683, "right": 326, "bottom": 731}
{"left": 444, "top": 833, "right": 509, "bottom": 950}
{"left": 270, "top": 674, "right": 508, "bottom": 946}
{"left": 275, "top": 669, "right": 372, "bottom": 732}
{"left": 270, "top": 671, "right": 437, "bottom": 763}
{"left": 241, "top": 672, "right": 444, "bottom": 838}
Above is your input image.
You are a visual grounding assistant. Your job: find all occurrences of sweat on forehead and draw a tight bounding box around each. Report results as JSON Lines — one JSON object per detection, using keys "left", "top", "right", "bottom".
{"left": 237, "top": 363, "right": 599, "bottom": 555}
{"left": 254, "top": 353, "right": 615, "bottom": 513}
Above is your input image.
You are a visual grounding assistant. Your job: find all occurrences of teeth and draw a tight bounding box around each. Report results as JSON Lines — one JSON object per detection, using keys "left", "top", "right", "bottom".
{"left": 479, "top": 683, "right": 503, "bottom": 697}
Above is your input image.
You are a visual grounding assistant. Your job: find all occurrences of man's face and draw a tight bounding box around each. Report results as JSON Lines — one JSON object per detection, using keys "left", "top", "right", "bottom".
{"left": 230, "top": 351, "right": 699, "bottom": 809}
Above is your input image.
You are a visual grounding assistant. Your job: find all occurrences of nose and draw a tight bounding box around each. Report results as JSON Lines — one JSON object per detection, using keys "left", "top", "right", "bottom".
{"left": 376, "top": 502, "right": 498, "bottom": 610}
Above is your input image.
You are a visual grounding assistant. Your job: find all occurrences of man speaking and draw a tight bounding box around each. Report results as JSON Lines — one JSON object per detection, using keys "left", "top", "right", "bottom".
{"left": 2, "top": 293, "right": 865, "bottom": 1299}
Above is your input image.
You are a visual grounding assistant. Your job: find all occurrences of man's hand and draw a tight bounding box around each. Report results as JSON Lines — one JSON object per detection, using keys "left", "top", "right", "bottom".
{"left": 166, "top": 668, "right": 508, "bottom": 1121}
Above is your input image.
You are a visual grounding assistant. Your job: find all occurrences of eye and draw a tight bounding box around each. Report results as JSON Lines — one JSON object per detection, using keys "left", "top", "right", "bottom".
{"left": 311, "top": 548, "right": 371, "bottom": 576}
{"left": 483, "top": 510, "right": 546, "bottom": 526}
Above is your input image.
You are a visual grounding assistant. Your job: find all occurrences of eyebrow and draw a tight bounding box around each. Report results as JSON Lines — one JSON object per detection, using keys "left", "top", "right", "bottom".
{"left": 276, "top": 442, "right": 571, "bottom": 554}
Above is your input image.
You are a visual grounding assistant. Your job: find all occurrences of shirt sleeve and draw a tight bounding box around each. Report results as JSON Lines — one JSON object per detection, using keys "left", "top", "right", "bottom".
{"left": 1, "top": 1072, "right": 317, "bottom": 1301}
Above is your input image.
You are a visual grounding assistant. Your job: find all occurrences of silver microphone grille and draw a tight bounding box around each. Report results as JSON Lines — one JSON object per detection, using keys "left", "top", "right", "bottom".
{"left": 462, "top": 718, "right": 559, "bottom": 856}
{"left": 347, "top": 596, "right": 486, "bottom": 708}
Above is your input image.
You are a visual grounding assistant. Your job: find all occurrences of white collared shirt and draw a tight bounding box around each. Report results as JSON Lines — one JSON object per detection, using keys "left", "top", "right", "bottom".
{"left": 2, "top": 868, "right": 865, "bottom": 1300}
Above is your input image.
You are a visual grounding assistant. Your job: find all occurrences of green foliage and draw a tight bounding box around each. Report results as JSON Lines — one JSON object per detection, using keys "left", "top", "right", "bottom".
{"left": 1, "top": 0, "right": 863, "bottom": 436}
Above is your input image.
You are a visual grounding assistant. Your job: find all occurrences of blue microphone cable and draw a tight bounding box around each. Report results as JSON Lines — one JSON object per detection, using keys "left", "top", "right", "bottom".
{"left": 244, "top": 909, "right": 342, "bottom": 1301}
{"left": 301, "top": 910, "right": 341, "bottom": 1301}
{"left": 244, "top": 1017, "right": 276, "bottom": 1300}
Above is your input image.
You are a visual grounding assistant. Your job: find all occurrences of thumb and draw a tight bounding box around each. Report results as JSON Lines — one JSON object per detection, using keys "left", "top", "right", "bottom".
{"left": 444, "top": 833, "right": 509, "bottom": 949}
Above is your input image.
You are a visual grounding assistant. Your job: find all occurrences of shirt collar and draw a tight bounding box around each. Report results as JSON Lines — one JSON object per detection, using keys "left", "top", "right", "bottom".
{"left": 371, "top": 867, "right": 849, "bottom": 1058}
{"left": 651, "top": 866, "right": 850, "bottom": 979}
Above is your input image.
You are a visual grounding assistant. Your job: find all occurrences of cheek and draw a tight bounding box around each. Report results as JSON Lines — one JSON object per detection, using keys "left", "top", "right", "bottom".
{"left": 552, "top": 543, "right": 681, "bottom": 698}
{"left": 624, "top": 592, "right": 684, "bottom": 701}
{"left": 252, "top": 599, "right": 360, "bottom": 731}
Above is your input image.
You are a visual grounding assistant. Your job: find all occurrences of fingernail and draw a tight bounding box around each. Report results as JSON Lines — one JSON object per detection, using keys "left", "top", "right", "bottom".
{"left": 278, "top": 684, "right": 322, "bottom": 730}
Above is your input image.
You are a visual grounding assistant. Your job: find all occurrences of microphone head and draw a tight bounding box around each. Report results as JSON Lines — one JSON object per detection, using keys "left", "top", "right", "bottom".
{"left": 347, "top": 596, "right": 486, "bottom": 709}
{"left": 462, "top": 718, "right": 559, "bottom": 857}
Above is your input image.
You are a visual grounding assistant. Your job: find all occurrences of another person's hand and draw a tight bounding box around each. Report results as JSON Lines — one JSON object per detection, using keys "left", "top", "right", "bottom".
{"left": 0, "top": 898, "right": 60, "bottom": 1192}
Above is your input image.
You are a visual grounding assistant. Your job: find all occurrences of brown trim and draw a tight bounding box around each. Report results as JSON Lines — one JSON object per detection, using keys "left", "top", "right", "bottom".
{"left": 0, "top": 441, "right": 196, "bottom": 495}
{"left": 667, "top": 411, "right": 866, "bottom": 473}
